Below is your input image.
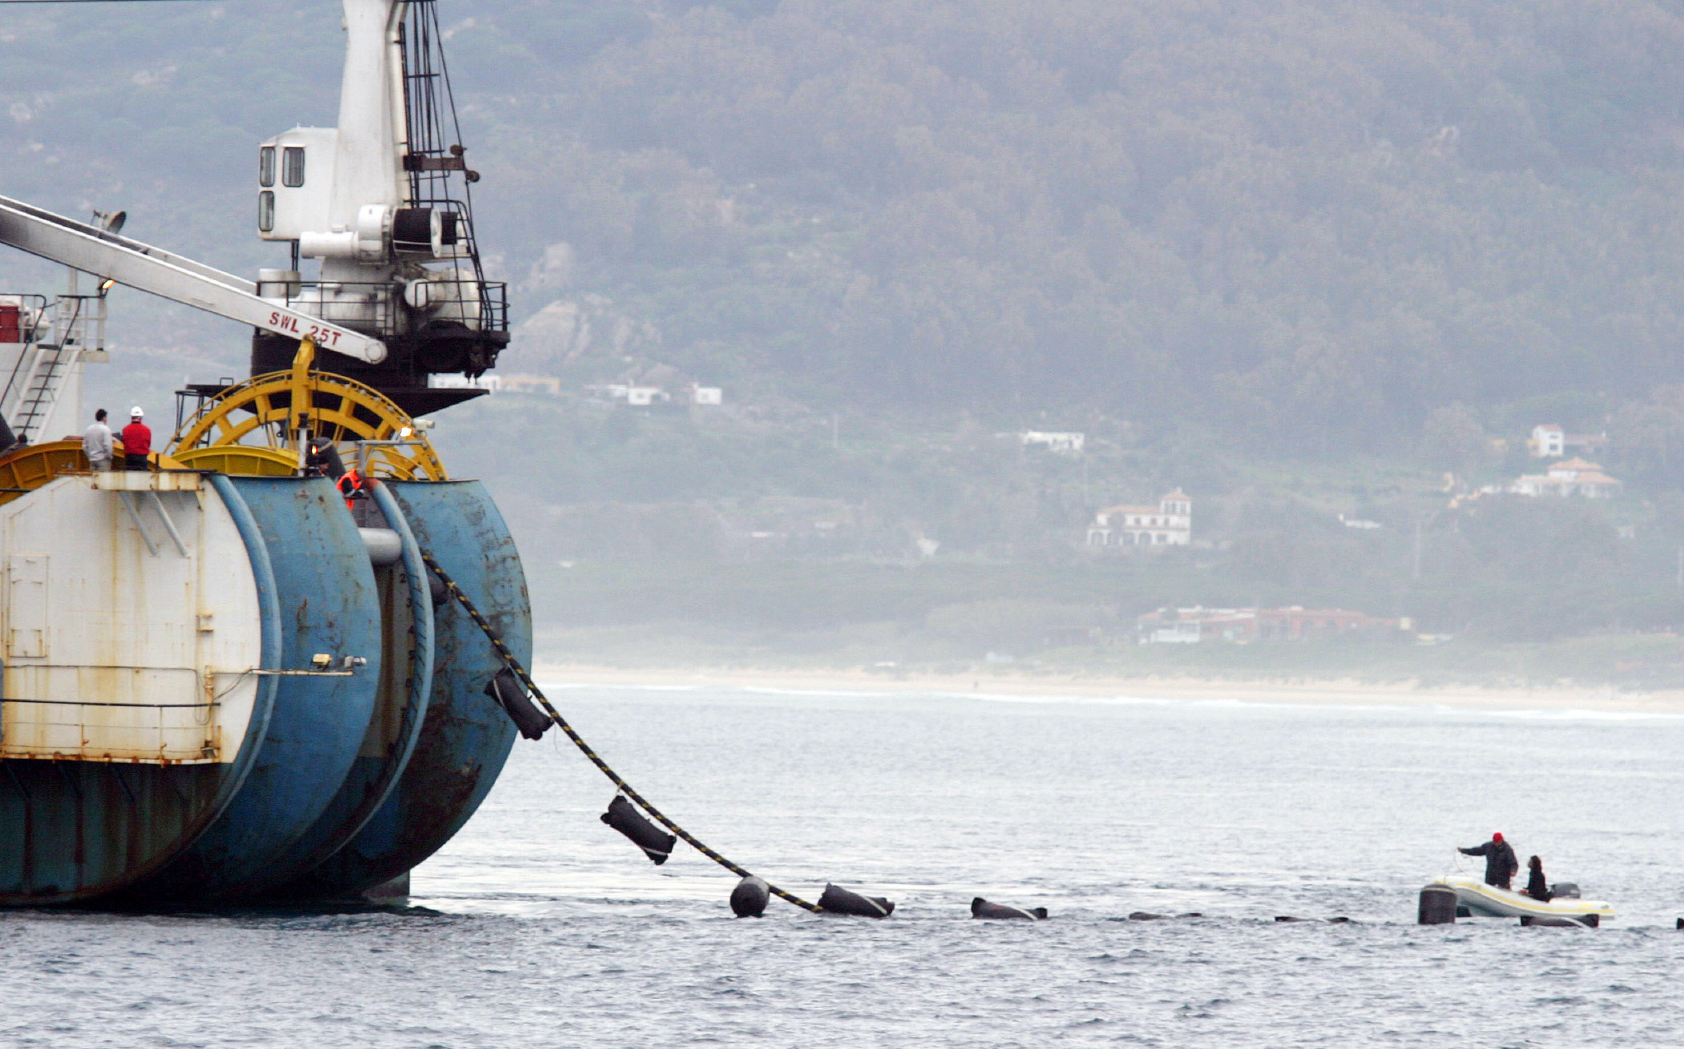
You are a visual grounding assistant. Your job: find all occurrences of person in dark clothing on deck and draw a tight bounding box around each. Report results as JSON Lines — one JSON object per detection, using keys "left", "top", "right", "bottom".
{"left": 1460, "top": 832, "right": 1520, "bottom": 889}
{"left": 1524, "top": 855, "right": 1552, "bottom": 902}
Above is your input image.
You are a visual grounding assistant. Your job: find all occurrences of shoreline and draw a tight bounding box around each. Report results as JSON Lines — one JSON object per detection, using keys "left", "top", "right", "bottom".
{"left": 529, "top": 663, "right": 1684, "bottom": 713}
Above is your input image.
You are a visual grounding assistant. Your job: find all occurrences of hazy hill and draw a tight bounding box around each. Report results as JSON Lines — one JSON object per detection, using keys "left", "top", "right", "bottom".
{"left": 7, "top": 1, "right": 1684, "bottom": 451}
{"left": 10, "top": 0, "right": 1684, "bottom": 667}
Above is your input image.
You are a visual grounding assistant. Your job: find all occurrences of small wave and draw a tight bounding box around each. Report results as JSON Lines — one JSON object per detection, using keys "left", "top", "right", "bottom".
{"left": 739, "top": 685, "right": 899, "bottom": 698}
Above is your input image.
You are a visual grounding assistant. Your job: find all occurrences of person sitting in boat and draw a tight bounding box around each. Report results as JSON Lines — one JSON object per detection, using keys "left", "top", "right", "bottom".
{"left": 1523, "top": 855, "right": 1552, "bottom": 902}
{"left": 1459, "top": 832, "right": 1519, "bottom": 889}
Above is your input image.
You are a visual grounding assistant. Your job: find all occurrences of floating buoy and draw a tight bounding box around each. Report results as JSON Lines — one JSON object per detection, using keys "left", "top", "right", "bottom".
{"left": 971, "top": 897, "right": 1046, "bottom": 920}
{"left": 1417, "top": 884, "right": 1457, "bottom": 925}
{"left": 485, "top": 668, "right": 551, "bottom": 740}
{"left": 730, "top": 875, "right": 770, "bottom": 918}
{"left": 600, "top": 794, "right": 676, "bottom": 865}
{"left": 817, "top": 882, "right": 894, "bottom": 917}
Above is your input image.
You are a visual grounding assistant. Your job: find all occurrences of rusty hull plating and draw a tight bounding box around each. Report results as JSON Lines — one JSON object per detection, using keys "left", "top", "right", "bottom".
{"left": 0, "top": 472, "right": 531, "bottom": 906}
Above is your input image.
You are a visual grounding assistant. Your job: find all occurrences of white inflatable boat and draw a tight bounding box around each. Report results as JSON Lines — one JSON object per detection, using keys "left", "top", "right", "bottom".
{"left": 1437, "top": 873, "right": 1614, "bottom": 926}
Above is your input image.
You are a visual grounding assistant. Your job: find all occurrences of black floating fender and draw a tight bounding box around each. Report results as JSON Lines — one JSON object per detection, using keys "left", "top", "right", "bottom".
{"left": 730, "top": 876, "right": 770, "bottom": 918}
{"left": 818, "top": 882, "right": 894, "bottom": 917}
{"left": 600, "top": 795, "right": 677, "bottom": 865}
{"left": 971, "top": 897, "right": 1047, "bottom": 920}
{"left": 1418, "top": 884, "right": 1458, "bottom": 925}
{"left": 485, "top": 667, "right": 551, "bottom": 740}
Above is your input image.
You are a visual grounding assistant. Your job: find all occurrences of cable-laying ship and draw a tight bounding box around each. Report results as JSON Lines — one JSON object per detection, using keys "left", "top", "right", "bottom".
{"left": 0, "top": 0, "right": 534, "bottom": 904}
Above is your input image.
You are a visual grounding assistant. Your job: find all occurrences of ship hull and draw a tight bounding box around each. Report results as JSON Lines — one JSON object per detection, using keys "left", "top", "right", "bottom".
{"left": 273, "top": 479, "right": 528, "bottom": 899}
{"left": 0, "top": 472, "right": 529, "bottom": 906}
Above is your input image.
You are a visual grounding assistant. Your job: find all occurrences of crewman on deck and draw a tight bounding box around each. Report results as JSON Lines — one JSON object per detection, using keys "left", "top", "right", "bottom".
{"left": 82, "top": 408, "right": 113, "bottom": 471}
{"left": 120, "top": 406, "right": 151, "bottom": 471}
{"left": 1460, "top": 832, "right": 1519, "bottom": 890}
{"left": 336, "top": 467, "right": 365, "bottom": 511}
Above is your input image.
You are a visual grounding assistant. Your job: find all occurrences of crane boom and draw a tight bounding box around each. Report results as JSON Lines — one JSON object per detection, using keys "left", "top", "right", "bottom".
{"left": 0, "top": 194, "right": 386, "bottom": 364}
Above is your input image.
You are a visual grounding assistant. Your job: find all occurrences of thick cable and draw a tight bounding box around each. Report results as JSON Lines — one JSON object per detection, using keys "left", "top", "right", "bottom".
{"left": 420, "top": 551, "right": 823, "bottom": 914}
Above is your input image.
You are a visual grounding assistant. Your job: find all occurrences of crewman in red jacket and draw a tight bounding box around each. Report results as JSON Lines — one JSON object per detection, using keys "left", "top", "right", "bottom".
{"left": 120, "top": 406, "right": 151, "bottom": 471}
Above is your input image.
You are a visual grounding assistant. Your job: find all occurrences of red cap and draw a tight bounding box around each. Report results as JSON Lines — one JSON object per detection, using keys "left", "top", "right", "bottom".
{"left": 1492, "top": 832, "right": 1504, "bottom": 843}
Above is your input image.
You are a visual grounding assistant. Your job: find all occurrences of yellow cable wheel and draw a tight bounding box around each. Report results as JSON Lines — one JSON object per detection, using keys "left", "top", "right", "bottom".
{"left": 168, "top": 368, "right": 448, "bottom": 481}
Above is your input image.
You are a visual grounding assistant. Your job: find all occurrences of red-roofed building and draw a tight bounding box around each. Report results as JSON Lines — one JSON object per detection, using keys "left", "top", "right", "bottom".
{"left": 1136, "top": 606, "right": 1408, "bottom": 644}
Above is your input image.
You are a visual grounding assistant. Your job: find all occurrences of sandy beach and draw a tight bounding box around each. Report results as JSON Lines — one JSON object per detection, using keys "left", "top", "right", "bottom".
{"left": 531, "top": 663, "right": 1684, "bottom": 714}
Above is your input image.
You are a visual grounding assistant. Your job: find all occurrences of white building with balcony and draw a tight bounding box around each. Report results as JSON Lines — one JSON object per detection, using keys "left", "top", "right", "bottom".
{"left": 1086, "top": 490, "right": 1192, "bottom": 547}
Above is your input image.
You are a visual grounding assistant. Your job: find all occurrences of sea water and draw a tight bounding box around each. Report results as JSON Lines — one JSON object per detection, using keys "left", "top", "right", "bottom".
{"left": 3, "top": 684, "right": 1682, "bottom": 1047}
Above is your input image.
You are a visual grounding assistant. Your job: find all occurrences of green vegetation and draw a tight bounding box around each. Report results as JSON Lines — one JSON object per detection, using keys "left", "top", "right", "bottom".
{"left": 10, "top": 0, "right": 1684, "bottom": 683}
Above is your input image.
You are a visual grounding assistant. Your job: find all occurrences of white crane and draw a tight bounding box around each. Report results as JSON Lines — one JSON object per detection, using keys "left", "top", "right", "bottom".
{"left": 0, "top": 0, "right": 505, "bottom": 434}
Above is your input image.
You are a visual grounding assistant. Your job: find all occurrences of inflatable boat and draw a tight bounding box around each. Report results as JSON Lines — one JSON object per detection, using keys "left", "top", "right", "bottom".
{"left": 1436, "top": 873, "right": 1614, "bottom": 926}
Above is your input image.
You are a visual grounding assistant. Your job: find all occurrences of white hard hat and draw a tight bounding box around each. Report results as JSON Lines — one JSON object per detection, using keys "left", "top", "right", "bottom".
{"left": 130, "top": 406, "right": 144, "bottom": 417}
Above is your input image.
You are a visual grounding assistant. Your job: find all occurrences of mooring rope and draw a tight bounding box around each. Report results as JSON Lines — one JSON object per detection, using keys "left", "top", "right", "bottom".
{"left": 420, "top": 552, "right": 824, "bottom": 914}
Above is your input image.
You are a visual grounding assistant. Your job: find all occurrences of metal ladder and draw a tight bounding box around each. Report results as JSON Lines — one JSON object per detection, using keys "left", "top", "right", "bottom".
{"left": 8, "top": 296, "right": 81, "bottom": 441}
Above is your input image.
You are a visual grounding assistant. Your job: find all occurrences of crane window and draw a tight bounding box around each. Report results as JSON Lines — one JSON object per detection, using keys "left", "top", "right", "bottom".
{"left": 282, "top": 147, "right": 306, "bottom": 187}
{"left": 259, "top": 146, "right": 275, "bottom": 187}
{"left": 258, "top": 191, "right": 275, "bottom": 232}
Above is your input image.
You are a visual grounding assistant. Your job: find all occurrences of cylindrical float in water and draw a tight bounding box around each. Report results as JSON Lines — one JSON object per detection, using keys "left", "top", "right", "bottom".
{"left": 971, "top": 897, "right": 1047, "bottom": 920}
{"left": 1418, "top": 883, "right": 1458, "bottom": 925}
{"left": 730, "top": 875, "right": 770, "bottom": 918}
{"left": 600, "top": 794, "right": 676, "bottom": 865}
{"left": 818, "top": 882, "right": 894, "bottom": 917}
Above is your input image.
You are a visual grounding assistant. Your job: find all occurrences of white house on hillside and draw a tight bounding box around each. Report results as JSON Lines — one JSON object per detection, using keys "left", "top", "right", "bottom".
{"left": 1529, "top": 424, "right": 1565, "bottom": 457}
{"left": 1020, "top": 431, "right": 1085, "bottom": 456}
{"left": 1509, "top": 458, "right": 1622, "bottom": 499}
{"left": 1528, "top": 423, "right": 1608, "bottom": 458}
{"left": 1087, "top": 490, "right": 1192, "bottom": 547}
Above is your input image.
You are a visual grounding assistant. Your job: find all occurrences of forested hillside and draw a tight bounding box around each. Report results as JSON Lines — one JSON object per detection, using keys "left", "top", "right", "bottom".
{"left": 11, "top": 0, "right": 1684, "bottom": 670}
{"left": 7, "top": 0, "right": 1684, "bottom": 449}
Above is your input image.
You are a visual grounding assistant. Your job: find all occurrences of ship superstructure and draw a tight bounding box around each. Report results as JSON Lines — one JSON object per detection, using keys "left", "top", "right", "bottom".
{"left": 0, "top": 0, "right": 530, "bottom": 905}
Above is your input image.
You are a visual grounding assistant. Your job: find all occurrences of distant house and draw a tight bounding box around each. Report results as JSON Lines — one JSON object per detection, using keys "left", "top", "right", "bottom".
{"left": 1020, "top": 431, "right": 1085, "bottom": 456}
{"left": 1509, "top": 457, "right": 1623, "bottom": 499}
{"left": 1087, "top": 490, "right": 1192, "bottom": 547}
{"left": 501, "top": 374, "right": 562, "bottom": 395}
{"left": 1136, "top": 606, "right": 1407, "bottom": 644}
{"left": 1527, "top": 423, "right": 1608, "bottom": 458}
{"left": 587, "top": 383, "right": 671, "bottom": 407}
{"left": 1528, "top": 424, "right": 1565, "bottom": 457}
{"left": 691, "top": 385, "right": 723, "bottom": 406}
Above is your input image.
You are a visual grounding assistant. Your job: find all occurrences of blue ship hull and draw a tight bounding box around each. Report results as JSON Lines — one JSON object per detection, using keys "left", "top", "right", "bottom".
{"left": 0, "top": 475, "right": 530, "bottom": 906}
{"left": 275, "top": 479, "right": 528, "bottom": 898}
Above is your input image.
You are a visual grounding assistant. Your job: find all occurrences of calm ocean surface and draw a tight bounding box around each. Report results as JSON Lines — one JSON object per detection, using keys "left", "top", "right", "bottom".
{"left": 5, "top": 683, "right": 1683, "bottom": 1047}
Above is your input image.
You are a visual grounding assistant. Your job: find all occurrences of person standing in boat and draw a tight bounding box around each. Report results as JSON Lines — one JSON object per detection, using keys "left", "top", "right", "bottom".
{"left": 1523, "top": 855, "right": 1552, "bottom": 901}
{"left": 1459, "top": 832, "right": 1519, "bottom": 889}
